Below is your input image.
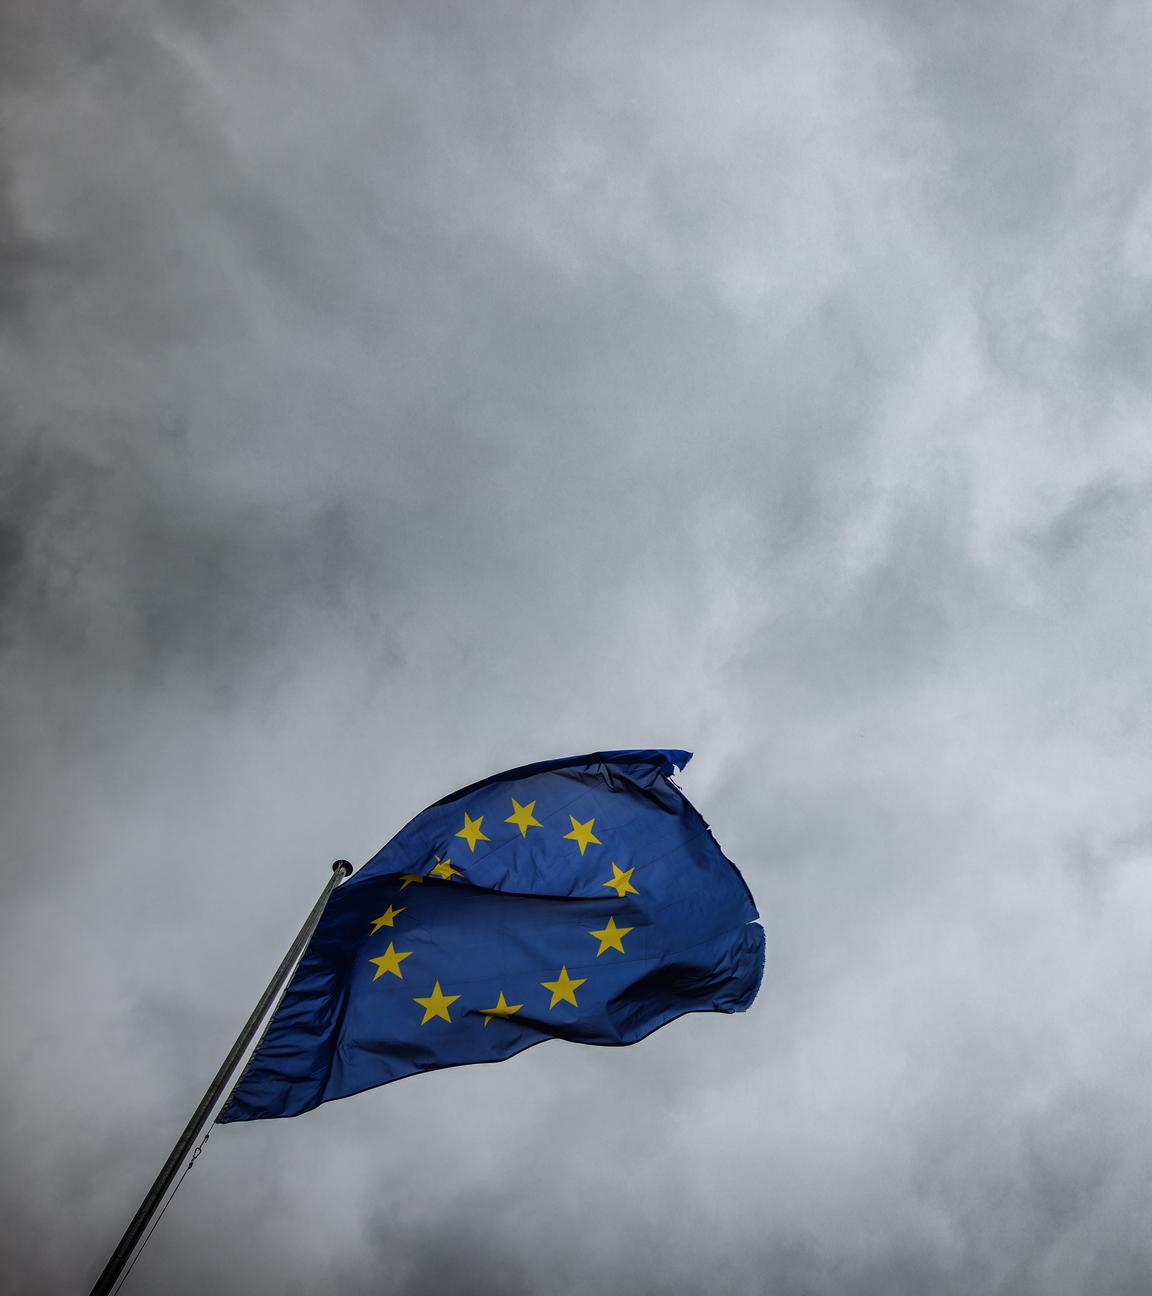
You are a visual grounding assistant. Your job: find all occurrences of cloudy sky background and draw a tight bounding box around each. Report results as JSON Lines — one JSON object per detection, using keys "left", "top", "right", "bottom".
{"left": 3, "top": 1, "right": 1152, "bottom": 1292}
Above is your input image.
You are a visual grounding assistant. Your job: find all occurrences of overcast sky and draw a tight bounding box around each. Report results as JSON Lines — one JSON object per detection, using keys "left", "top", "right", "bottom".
{"left": 3, "top": 1, "right": 1152, "bottom": 1293}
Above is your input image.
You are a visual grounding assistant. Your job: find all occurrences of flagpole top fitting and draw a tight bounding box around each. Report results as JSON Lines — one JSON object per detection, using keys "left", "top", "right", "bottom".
{"left": 332, "top": 860, "right": 353, "bottom": 881}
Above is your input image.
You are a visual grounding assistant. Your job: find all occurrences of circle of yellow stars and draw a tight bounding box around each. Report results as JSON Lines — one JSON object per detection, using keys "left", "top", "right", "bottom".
{"left": 363, "top": 796, "right": 646, "bottom": 1026}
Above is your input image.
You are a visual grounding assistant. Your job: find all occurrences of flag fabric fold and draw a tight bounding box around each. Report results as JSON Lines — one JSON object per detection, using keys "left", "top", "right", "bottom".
{"left": 219, "top": 749, "right": 763, "bottom": 1122}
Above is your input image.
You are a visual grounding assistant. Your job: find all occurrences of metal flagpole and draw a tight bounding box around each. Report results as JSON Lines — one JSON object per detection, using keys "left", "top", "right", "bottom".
{"left": 88, "top": 859, "right": 354, "bottom": 1296}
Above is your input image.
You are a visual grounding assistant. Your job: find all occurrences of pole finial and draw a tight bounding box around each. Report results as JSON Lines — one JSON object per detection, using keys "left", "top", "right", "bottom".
{"left": 332, "top": 860, "right": 353, "bottom": 880}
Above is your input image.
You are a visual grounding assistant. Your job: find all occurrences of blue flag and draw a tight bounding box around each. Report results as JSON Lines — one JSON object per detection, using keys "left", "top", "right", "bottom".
{"left": 219, "top": 749, "right": 763, "bottom": 1122}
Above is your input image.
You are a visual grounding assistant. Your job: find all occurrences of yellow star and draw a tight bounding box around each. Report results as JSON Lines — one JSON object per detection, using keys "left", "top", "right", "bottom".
{"left": 430, "top": 856, "right": 462, "bottom": 881}
{"left": 563, "top": 816, "right": 602, "bottom": 856}
{"left": 602, "top": 862, "right": 638, "bottom": 898}
{"left": 398, "top": 873, "right": 424, "bottom": 890}
{"left": 455, "top": 812, "right": 490, "bottom": 853}
{"left": 369, "top": 941, "right": 412, "bottom": 981}
{"left": 369, "top": 905, "right": 404, "bottom": 934}
{"left": 505, "top": 798, "right": 542, "bottom": 837}
{"left": 541, "top": 965, "right": 587, "bottom": 1009}
{"left": 413, "top": 981, "right": 460, "bottom": 1025}
{"left": 479, "top": 991, "right": 523, "bottom": 1027}
{"left": 588, "top": 915, "right": 633, "bottom": 956}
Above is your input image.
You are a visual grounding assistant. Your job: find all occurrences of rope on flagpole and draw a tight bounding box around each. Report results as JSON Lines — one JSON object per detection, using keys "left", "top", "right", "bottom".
{"left": 110, "top": 1131, "right": 210, "bottom": 1296}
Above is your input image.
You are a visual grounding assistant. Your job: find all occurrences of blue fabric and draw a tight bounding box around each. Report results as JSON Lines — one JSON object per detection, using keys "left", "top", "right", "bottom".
{"left": 219, "top": 749, "right": 763, "bottom": 1122}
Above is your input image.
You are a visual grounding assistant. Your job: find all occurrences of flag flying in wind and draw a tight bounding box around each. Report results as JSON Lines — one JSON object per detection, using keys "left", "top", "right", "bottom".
{"left": 219, "top": 749, "right": 763, "bottom": 1122}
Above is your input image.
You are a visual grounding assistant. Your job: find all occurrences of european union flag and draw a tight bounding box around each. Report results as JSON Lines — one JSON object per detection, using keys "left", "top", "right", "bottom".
{"left": 219, "top": 750, "right": 763, "bottom": 1122}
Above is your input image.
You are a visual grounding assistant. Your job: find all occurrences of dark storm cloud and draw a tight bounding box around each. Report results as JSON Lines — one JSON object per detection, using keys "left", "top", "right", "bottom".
{"left": 0, "top": 168, "right": 53, "bottom": 328}
{"left": 0, "top": 431, "right": 373, "bottom": 692}
{"left": 4, "top": 2, "right": 1152, "bottom": 1295}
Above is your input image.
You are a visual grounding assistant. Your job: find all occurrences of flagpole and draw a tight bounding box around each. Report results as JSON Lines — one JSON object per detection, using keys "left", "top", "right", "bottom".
{"left": 88, "top": 859, "right": 354, "bottom": 1296}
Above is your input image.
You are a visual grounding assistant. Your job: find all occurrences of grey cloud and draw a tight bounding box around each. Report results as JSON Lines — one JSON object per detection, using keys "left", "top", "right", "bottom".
{"left": 4, "top": 2, "right": 1152, "bottom": 1295}
{"left": 0, "top": 171, "right": 51, "bottom": 329}
{"left": 0, "top": 432, "right": 378, "bottom": 698}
